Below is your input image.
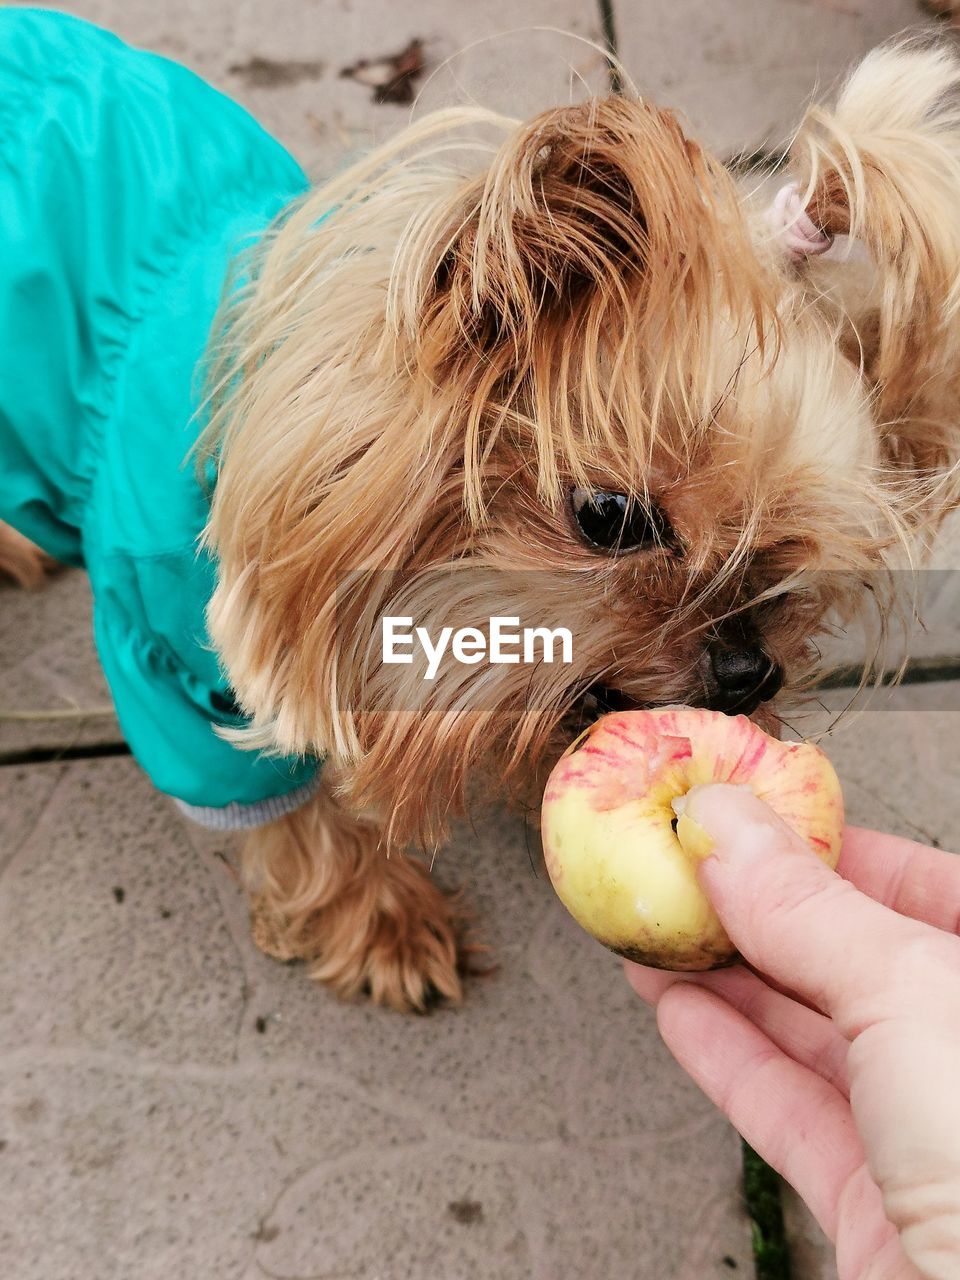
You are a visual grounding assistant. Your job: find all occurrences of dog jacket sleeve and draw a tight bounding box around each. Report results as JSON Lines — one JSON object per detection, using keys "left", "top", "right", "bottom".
{"left": 0, "top": 10, "right": 322, "bottom": 824}
{"left": 88, "top": 547, "right": 323, "bottom": 822}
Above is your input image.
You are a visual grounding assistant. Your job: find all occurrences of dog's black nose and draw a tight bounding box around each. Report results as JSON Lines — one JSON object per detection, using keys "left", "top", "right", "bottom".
{"left": 706, "top": 643, "right": 783, "bottom": 714}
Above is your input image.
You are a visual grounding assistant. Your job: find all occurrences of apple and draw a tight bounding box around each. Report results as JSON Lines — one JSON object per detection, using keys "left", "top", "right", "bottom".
{"left": 541, "top": 706, "right": 844, "bottom": 970}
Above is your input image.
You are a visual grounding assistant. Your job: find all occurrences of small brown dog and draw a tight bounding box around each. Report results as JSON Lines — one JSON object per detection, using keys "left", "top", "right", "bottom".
{"left": 6, "top": 38, "right": 960, "bottom": 1011}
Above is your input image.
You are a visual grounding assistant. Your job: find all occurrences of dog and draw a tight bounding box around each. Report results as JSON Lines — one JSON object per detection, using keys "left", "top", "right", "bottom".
{"left": 3, "top": 16, "right": 960, "bottom": 1011}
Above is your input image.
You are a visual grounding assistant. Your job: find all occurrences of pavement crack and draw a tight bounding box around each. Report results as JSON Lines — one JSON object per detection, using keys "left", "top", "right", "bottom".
{"left": 0, "top": 741, "right": 129, "bottom": 767}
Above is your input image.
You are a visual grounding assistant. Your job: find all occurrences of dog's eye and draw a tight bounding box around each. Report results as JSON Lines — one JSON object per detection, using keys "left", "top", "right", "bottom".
{"left": 570, "top": 487, "right": 673, "bottom": 553}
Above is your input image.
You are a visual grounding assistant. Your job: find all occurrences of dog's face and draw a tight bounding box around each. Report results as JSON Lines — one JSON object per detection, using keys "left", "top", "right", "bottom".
{"left": 204, "top": 94, "right": 945, "bottom": 842}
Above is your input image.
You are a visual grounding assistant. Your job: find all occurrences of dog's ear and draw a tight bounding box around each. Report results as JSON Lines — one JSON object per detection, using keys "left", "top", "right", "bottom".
{"left": 417, "top": 97, "right": 765, "bottom": 371}
{"left": 792, "top": 41, "right": 960, "bottom": 491}
{"left": 408, "top": 96, "right": 774, "bottom": 509}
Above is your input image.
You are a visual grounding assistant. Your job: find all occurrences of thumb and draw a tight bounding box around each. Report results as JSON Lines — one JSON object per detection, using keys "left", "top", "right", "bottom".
{"left": 680, "top": 783, "right": 945, "bottom": 1029}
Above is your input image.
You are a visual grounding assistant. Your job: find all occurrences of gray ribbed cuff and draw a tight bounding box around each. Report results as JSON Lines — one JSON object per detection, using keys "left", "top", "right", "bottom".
{"left": 172, "top": 772, "right": 323, "bottom": 830}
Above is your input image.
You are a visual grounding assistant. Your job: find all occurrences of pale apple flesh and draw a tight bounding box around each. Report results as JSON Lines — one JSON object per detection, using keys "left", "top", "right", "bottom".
{"left": 541, "top": 706, "right": 844, "bottom": 970}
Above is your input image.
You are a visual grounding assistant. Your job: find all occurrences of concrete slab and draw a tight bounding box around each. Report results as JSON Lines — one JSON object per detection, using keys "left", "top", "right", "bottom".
{"left": 809, "top": 562, "right": 960, "bottom": 682}
{"left": 0, "top": 758, "right": 247, "bottom": 1066}
{"left": 46, "top": 0, "right": 611, "bottom": 174}
{"left": 0, "top": 1060, "right": 427, "bottom": 1280}
{"left": 614, "top": 0, "right": 933, "bottom": 155}
{"left": 917, "top": 511, "right": 960, "bottom": 662}
{"left": 0, "top": 762, "right": 68, "bottom": 875}
{"left": 0, "top": 757, "right": 753, "bottom": 1280}
{"left": 783, "top": 1186, "right": 838, "bottom": 1280}
{"left": 6, "top": 691, "right": 956, "bottom": 1279}
{"left": 0, "top": 572, "right": 120, "bottom": 756}
{"left": 811, "top": 681, "right": 960, "bottom": 848}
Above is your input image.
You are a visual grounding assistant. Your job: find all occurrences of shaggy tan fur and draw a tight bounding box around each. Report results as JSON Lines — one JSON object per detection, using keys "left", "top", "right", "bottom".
{"left": 244, "top": 777, "right": 472, "bottom": 1011}
{"left": 195, "top": 43, "right": 960, "bottom": 1009}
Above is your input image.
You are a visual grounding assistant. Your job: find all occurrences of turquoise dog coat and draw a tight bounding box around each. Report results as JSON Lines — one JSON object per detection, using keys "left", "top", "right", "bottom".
{"left": 0, "top": 9, "right": 321, "bottom": 824}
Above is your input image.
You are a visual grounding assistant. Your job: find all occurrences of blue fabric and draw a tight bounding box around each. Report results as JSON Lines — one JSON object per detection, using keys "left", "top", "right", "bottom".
{"left": 0, "top": 9, "right": 320, "bottom": 809}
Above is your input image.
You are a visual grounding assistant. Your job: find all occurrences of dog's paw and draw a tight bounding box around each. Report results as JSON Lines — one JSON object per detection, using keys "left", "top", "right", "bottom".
{"left": 309, "top": 857, "right": 474, "bottom": 1013}
{"left": 248, "top": 855, "right": 486, "bottom": 1013}
{"left": 250, "top": 896, "right": 302, "bottom": 963}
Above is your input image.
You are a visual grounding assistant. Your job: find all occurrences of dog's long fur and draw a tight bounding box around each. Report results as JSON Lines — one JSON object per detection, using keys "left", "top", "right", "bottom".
{"left": 9, "top": 41, "right": 960, "bottom": 1010}
{"left": 199, "top": 42, "right": 960, "bottom": 1009}
{"left": 796, "top": 41, "right": 960, "bottom": 476}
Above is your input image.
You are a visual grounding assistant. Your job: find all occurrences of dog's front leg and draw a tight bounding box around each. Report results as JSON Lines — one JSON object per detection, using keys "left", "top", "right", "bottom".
{"left": 242, "top": 779, "right": 468, "bottom": 1012}
{"left": 0, "top": 520, "right": 51, "bottom": 586}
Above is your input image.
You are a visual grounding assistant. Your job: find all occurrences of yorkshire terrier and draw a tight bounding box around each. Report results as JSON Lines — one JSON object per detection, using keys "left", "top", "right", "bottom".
{"left": 4, "top": 31, "right": 960, "bottom": 1011}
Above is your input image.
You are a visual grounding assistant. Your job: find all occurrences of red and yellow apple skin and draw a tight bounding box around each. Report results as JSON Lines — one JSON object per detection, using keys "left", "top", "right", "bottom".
{"left": 541, "top": 706, "right": 844, "bottom": 971}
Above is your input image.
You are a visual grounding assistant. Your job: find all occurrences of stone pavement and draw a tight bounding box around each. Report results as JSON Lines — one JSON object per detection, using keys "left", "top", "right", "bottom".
{"left": 0, "top": 1, "right": 955, "bottom": 1278}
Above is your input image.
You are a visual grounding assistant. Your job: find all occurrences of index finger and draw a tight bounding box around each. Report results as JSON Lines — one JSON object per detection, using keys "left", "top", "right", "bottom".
{"left": 838, "top": 826, "right": 960, "bottom": 935}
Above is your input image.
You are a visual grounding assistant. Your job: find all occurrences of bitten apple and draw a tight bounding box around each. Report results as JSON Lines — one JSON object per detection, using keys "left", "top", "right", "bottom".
{"left": 541, "top": 706, "right": 844, "bottom": 970}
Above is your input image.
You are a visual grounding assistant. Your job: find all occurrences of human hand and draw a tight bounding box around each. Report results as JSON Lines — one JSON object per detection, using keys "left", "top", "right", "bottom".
{"left": 624, "top": 784, "right": 960, "bottom": 1280}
